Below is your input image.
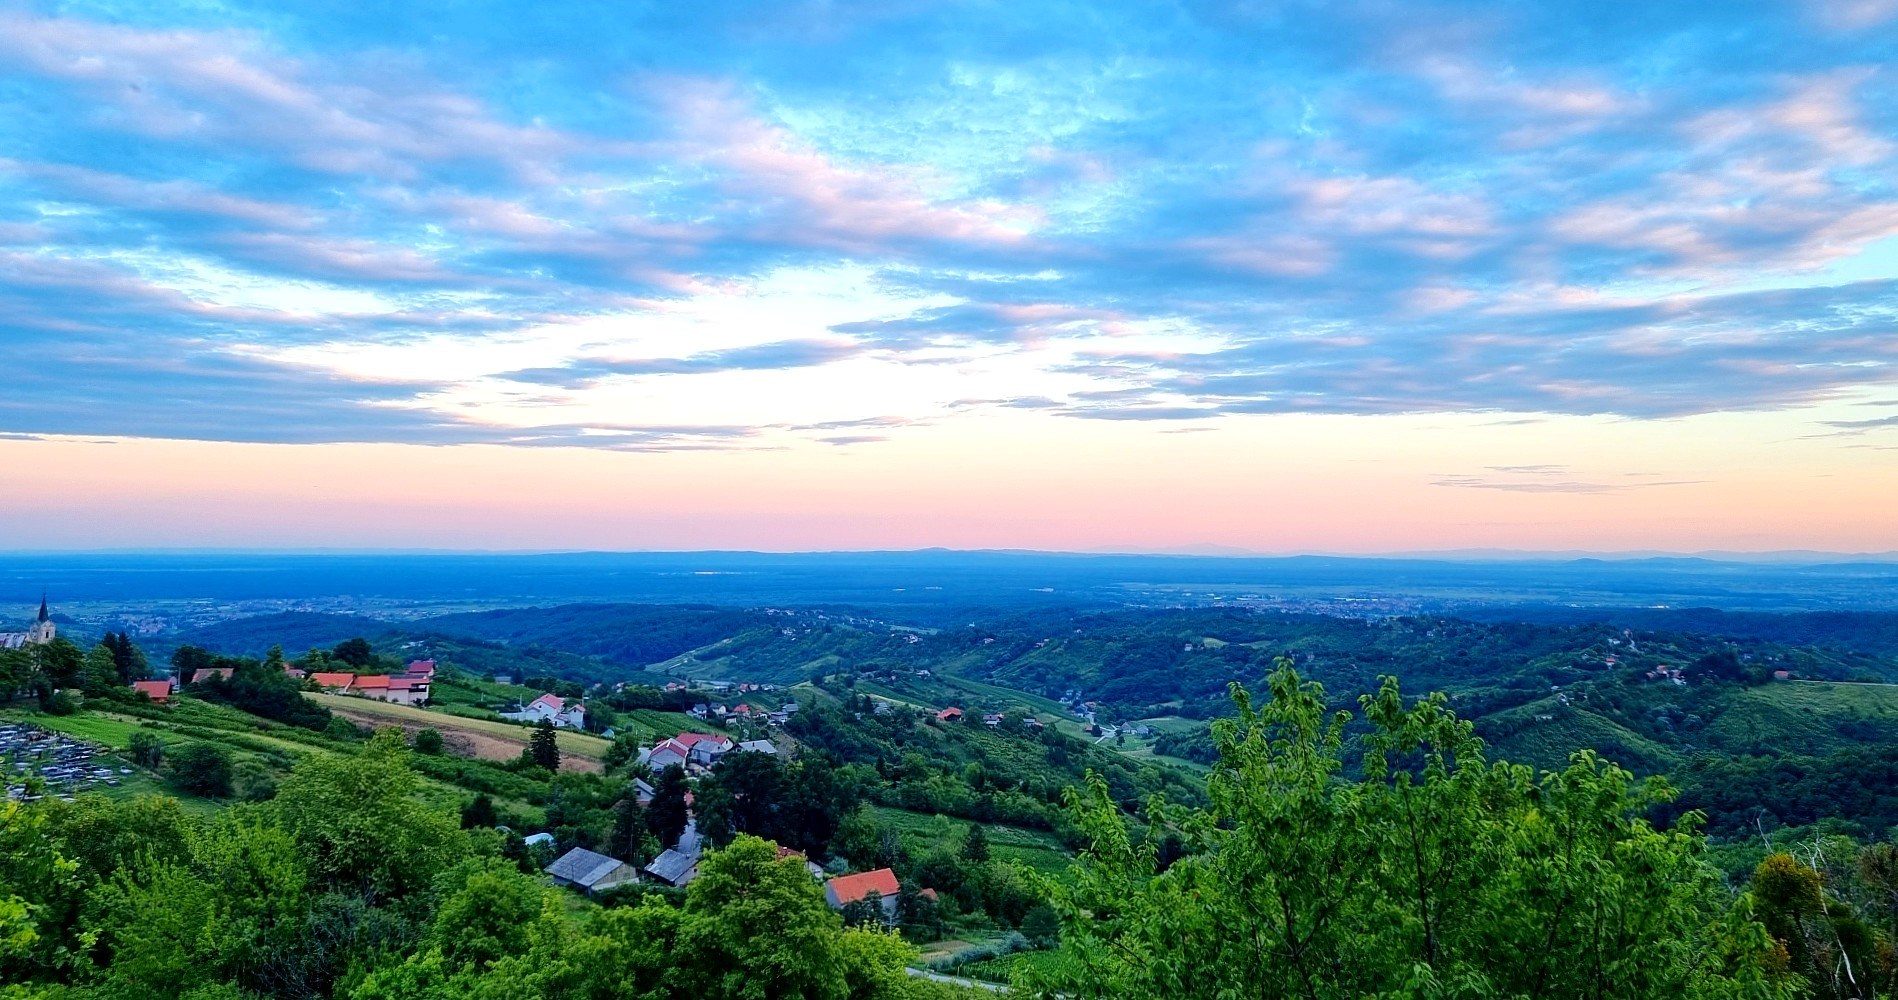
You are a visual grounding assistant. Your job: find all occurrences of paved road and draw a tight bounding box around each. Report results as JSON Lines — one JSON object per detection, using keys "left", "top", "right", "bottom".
{"left": 906, "top": 967, "right": 1008, "bottom": 992}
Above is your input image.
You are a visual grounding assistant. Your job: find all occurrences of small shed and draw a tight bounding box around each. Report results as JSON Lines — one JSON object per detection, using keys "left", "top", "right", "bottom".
{"left": 544, "top": 847, "right": 639, "bottom": 895}
{"left": 644, "top": 849, "right": 701, "bottom": 887}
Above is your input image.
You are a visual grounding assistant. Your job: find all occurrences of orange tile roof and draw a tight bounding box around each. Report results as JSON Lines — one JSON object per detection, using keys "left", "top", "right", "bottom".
{"left": 354, "top": 675, "right": 392, "bottom": 689}
{"left": 309, "top": 672, "right": 355, "bottom": 689}
{"left": 827, "top": 868, "right": 901, "bottom": 905}
{"left": 131, "top": 680, "right": 170, "bottom": 703}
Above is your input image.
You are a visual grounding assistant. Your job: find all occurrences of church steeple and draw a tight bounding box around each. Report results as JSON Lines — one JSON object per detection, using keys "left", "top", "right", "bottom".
{"left": 37, "top": 594, "right": 48, "bottom": 622}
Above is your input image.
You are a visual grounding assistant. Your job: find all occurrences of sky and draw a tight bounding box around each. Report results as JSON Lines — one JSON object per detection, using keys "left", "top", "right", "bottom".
{"left": 0, "top": 0, "right": 1895, "bottom": 554}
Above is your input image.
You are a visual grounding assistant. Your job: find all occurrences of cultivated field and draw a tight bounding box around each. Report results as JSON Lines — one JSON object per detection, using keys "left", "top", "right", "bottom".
{"left": 305, "top": 693, "right": 611, "bottom": 772}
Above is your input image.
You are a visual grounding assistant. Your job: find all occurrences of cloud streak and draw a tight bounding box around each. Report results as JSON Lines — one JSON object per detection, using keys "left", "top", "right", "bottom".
{"left": 0, "top": 1, "right": 1894, "bottom": 447}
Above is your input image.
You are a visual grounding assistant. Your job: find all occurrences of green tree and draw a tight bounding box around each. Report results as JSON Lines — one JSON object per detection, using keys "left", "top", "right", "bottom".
{"left": 105, "top": 631, "right": 151, "bottom": 683}
{"left": 93, "top": 812, "right": 309, "bottom": 997}
{"left": 1028, "top": 662, "right": 1797, "bottom": 1000}
{"left": 528, "top": 720, "right": 561, "bottom": 772}
{"left": 171, "top": 645, "right": 219, "bottom": 684}
{"left": 675, "top": 835, "right": 856, "bottom": 1000}
{"left": 648, "top": 764, "right": 690, "bottom": 849}
{"left": 167, "top": 742, "right": 234, "bottom": 798}
{"left": 1021, "top": 902, "right": 1060, "bottom": 948}
{"left": 609, "top": 796, "right": 656, "bottom": 866}
{"left": 427, "top": 860, "right": 545, "bottom": 972}
{"left": 332, "top": 638, "right": 375, "bottom": 668}
{"left": 0, "top": 798, "right": 82, "bottom": 982}
{"left": 275, "top": 730, "right": 466, "bottom": 898}
{"left": 81, "top": 642, "right": 122, "bottom": 697}
{"left": 460, "top": 793, "right": 498, "bottom": 830}
{"left": 32, "top": 638, "right": 84, "bottom": 691}
{"left": 960, "top": 823, "right": 989, "bottom": 864}
{"left": 232, "top": 759, "right": 278, "bottom": 802}
{"left": 412, "top": 728, "right": 444, "bottom": 756}
{"left": 696, "top": 749, "right": 788, "bottom": 848}
{"left": 129, "top": 732, "right": 166, "bottom": 770}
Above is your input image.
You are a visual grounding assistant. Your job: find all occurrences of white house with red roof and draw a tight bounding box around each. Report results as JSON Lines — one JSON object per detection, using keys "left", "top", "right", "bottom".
{"left": 304, "top": 669, "right": 431, "bottom": 706}
{"left": 638, "top": 732, "right": 733, "bottom": 771}
{"left": 673, "top": 732, "right": 734, "bottom": 765}
{"left": 640, "top": 738, "right": 692, "bottom": 771}
{"left": 502, "top": 693, "right": 587, "bottom": 729}
{"left": 825, "top": 868, "right": 902, "bottom": 921}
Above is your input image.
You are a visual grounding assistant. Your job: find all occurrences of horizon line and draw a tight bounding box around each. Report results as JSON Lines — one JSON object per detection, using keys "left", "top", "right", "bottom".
{"left": 1, "top": 545, "right": 1896, "bottom": 564}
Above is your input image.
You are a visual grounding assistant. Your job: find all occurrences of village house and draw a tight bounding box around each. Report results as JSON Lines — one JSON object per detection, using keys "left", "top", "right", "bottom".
{"left": 676, "top": 732, "right": 734, "bottom": 765}
{"left": 545, "top": 847, "right": 639, "bottom": 896}
{"left": 640, "top": 738, "right": 692, "bottom": 771}
{"left": 305, "top": 668, "right": 431, "bottom": 706}
{"left": 824, "top": 868, "right": 902, "bottom": 921}
{"left": 736, "top": 739, "right": 777, "bottom": 756}
{"left": 936, "top": 707, "right": 963, "bottom": 722}
{"left": 130, "top": 680, "right": 170, "bottom": 704}
{"left": 502, "top": 693, "right": 586, "bottom": 728}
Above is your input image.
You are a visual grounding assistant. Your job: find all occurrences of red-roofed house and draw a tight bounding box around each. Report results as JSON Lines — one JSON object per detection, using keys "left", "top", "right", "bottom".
{"left": 385, "top": 675, "right": 430, "bottom": 705}
{"left": 501, "top": 693, "right": 587, "bottom": 728}
{"left": 936, "top": 707, "right": 963, "bottom": 722}
{"left": 405, "top": 659, "right": 436, "bottom": 678}
{"left": 825, "top": 868, "right": 902, "bottom": 920}
{"left": 345, "top": 674, "right": 431, "bottom": 706}
{"left": 310, "top": 672, "right": 356, "bottom": 692}
{"left": 641, "top": 738, "right": 691, "bottom": 770}
{"left": 672, "top": 732, "right": 734, "bottom": 765}
{"left": 131, "top": 680, "right": 171, "bottom": 704}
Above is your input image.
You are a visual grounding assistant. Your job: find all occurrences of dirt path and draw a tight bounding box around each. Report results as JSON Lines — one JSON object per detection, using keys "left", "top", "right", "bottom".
{"left": 325, "top": 705, "right": 603, "bottom": 774}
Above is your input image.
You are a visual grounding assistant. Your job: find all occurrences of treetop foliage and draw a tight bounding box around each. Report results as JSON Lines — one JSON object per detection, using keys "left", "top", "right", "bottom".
{"left": 1025, "top": 662, "right": 1798, "bottom": 999}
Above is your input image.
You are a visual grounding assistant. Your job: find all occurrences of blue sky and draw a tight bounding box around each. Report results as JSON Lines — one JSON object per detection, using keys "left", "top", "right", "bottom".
{"left": 1, "top": 0, "right": 1895, "bottom": 551}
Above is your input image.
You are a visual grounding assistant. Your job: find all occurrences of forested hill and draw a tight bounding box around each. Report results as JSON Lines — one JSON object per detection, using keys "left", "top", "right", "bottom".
{"left": 1457, "top": 606, "right": 1898, "bottom": 655}
{"left": 165, "top": 601, "right": 1898, "bottom": 838}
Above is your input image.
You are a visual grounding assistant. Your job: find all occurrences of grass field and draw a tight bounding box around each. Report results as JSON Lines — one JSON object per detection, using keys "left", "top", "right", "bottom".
{"left": 1134, "top": 715, "right": 1203, "bottom": 735}
{"left": 7, "top": 697, "right": 552, "bottom": 823}
{"left": 615, "top": 707, "right": 727, "bottom": 740}
{"left": 1485, "top": 703, "right": 1680, "bottom": 774}
{"left": 2, "top": 709, "right": 151, "bottom": 750}
{"left": 937, "top": 674, "right": 1071, "bottom": 718}
{"left": 868, "top": 805, "right": 1073, "bottom": 876}
{"left": 306, "top": 692, "right": 612, "bottom": 759}
{"left": 958, "top": 949, "right": 1066, "bottom": 985}
{"left": 1707, "top": 680, "right": 1898, "bottom": 754}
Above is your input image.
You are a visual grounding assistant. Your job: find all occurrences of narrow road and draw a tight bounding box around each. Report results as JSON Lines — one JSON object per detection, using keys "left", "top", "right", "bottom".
{"left": 906, "top": 966, "right": 1008, "bottom": 992}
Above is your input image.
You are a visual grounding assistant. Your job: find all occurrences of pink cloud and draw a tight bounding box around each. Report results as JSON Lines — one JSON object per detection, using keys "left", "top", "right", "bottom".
{"left": 0, "top": 159, "right": 317, "bottom": 230}
{"left": 1549, "top": 73, "right": 1898, "bottom": 278}
{"left": 651, "top": 78, "right": 1041, "bottom": 253}
{"left": 0, "top": 12, "right": 586, "bottom": 183}
{"left": 1811, "top": 0, "right": 1898, "bottom": 29}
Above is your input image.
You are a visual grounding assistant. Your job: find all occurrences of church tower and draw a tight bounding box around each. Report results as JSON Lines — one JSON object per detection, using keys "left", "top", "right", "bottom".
{"left": 26, "top": 595, "right": 55, "bottom": 645}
